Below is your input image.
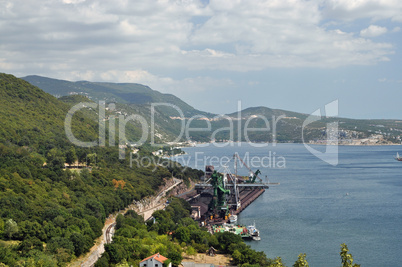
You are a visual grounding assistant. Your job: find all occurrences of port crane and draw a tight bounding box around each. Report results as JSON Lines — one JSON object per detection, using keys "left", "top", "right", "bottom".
{"left": 209, "top": 170, "right": 231, "bottom": 213}
{"left": 233, "top": 153, "right": 279, "bottom": 185}
{"left": 194, "top": 153, "right": 270, "bottom": 222}
{"left": 233, "top": 152, "right": 263, "bottom": 183}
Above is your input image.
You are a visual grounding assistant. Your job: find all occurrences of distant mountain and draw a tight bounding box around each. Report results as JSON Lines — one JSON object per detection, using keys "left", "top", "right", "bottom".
{"left": 21, "top": 75, "right": 215, "bottom": 143}
{"left": 22, "top": 75, "right": 212, "bottom": 117}
{"left": 21, "top": 75, "right": 402, "bottom": 145}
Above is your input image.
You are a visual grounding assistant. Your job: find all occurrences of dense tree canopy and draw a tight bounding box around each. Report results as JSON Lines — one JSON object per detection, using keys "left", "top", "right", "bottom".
{"left": 0, "top": 74, "right": 201, "bottom": 266}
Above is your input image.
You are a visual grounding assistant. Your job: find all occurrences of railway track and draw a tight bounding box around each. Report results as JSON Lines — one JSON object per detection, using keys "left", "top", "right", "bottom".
{"left": 105, "top": 223, "right": 116, "bottom": 244}
{"left": 69, "top": 178, "right": 184, "bottom": 267}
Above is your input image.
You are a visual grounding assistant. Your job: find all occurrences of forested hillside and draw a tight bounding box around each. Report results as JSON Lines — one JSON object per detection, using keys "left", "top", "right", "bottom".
{"left": 0, "top": 74, "right": 201, "bottom": 266}
{"left": 22, "top": 75, "right": 212, "bottom": 117}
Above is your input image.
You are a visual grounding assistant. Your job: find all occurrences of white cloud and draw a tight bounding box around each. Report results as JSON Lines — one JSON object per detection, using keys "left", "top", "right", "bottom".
{"left": 63, "top": 0, "right": 85, "bottom": 4}
{"left": 360, "top": 25, "right": 388, "bottom": 37}
{"left": 324, "top": 0, "right": 402, "bottom": 22}
{"left": 185, "top": 1, "right": 394, "bottom": 69}
{"left": 0, "top": 0, "right": 399, "bottom": 80}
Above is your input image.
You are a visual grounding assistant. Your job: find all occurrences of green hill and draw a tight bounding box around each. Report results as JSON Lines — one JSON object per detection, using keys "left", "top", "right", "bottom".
{"left": 0, "top": 74, "right": 100, "bottom": 150}
{"left": 0, "top": 73, "right": 202, "bottom": 266}
{"left": 22, "top": 75, "right": 213, "bottom": 117}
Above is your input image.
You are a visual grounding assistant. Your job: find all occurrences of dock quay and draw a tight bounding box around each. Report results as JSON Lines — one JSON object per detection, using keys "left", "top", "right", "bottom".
{"left": 234, "top": 187, "right": 265, "bottom": 215}
{"left": 179, "top": 160, "right": 272, "bottom": 227}
{"left": 180, "top": 185, "right": 265, "bottom": 241}
{"left": 180, "top": 181, "right": 267, "bottom": 225}
{"left": 177, "top": 159, "right": 275, "bottom": 242}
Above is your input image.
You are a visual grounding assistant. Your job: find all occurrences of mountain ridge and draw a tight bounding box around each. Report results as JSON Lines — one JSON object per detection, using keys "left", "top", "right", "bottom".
{"left": 21, "top": 74, "right": 402, "bottom": 144}
{"left": 22, "top": 75, "right": 213, "bottom": 117}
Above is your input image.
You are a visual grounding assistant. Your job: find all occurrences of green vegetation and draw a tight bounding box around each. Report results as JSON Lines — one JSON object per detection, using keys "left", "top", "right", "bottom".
{"left": 293, "top": 253, "right": 309, "bottom": 267}
{"left": 97, "top": 197, "right": 274, "bottom": 266}
{"left": 340, "top": 243, "right": 360, "bottom": 267}
{"left": 0, "top": 73, "right": 200, "bottom": 266}
{"left": 0, "top": 134, "right": 173, "bottom": 265}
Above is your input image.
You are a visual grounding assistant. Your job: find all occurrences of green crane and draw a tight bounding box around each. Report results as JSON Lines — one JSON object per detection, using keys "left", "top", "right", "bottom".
{"left": 209, "top": 171, "right": 230, "bottom": 213}
{"left": 246, "top": 169, "right": 261, "bottom": 183}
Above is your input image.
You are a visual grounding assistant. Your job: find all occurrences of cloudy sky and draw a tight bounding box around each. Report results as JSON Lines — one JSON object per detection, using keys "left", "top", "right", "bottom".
{"left": 1, "top": 0, "right": 402, "bottom": 119}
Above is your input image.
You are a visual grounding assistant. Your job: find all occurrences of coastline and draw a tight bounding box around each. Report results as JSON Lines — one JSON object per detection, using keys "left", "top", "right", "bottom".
{"left": 307, "top": 141, "right": 401, "bottom": 146}
{"left": 186, "top": 140, "right": 402, "bottom": 147}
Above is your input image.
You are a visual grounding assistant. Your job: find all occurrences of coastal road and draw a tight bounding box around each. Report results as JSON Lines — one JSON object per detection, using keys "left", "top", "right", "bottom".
{"left": 68, "top": 177, "right": 183, "bottom": 267}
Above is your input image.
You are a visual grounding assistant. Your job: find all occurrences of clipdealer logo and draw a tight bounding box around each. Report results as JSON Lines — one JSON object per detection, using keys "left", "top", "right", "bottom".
{"left": 64, "top": 100, "right": 285, "bottom": 159}
{"left": 302, "top": 100, "right": 339, "bottom": 166}
{"left": 64, "top": 99, "right": 339, "bottom": 167}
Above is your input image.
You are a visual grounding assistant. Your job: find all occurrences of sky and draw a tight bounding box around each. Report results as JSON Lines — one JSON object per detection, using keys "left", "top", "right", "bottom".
{"left": 1, "top": 0, "right": 402, "bottom": 119}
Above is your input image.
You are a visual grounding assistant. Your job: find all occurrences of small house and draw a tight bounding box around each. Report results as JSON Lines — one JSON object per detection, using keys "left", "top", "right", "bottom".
{"left": 139, "top": 253, "right": 171, "bottom": 267}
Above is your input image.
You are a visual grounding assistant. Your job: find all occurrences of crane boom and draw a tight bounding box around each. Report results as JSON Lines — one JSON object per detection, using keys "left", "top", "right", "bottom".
{"left": 233, "top": 153, "right": 263, "bottom": 183}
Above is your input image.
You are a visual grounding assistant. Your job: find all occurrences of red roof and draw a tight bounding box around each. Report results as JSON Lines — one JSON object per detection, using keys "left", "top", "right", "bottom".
{"left": 140, "top": 253, "right": 169, "bottom": 263}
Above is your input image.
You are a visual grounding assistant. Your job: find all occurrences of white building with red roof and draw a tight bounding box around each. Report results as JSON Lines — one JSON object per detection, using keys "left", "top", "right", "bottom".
{"left": 139, "top": 253, "right": 171, "bottom": 267}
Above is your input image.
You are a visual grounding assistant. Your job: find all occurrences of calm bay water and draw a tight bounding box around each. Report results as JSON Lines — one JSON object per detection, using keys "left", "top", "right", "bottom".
{"left": 174, "top": 143, "right": 402, "bottom": 267}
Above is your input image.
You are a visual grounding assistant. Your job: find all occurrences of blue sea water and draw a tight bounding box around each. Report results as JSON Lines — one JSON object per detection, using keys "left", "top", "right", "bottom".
{"left": 173, "top": 143, "right": 402, "bottom": 267}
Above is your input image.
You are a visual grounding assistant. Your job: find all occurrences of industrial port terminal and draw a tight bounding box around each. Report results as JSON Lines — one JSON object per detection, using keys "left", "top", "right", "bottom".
{"left": 180, "top": 153, "right": 275, "bottom": 236}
